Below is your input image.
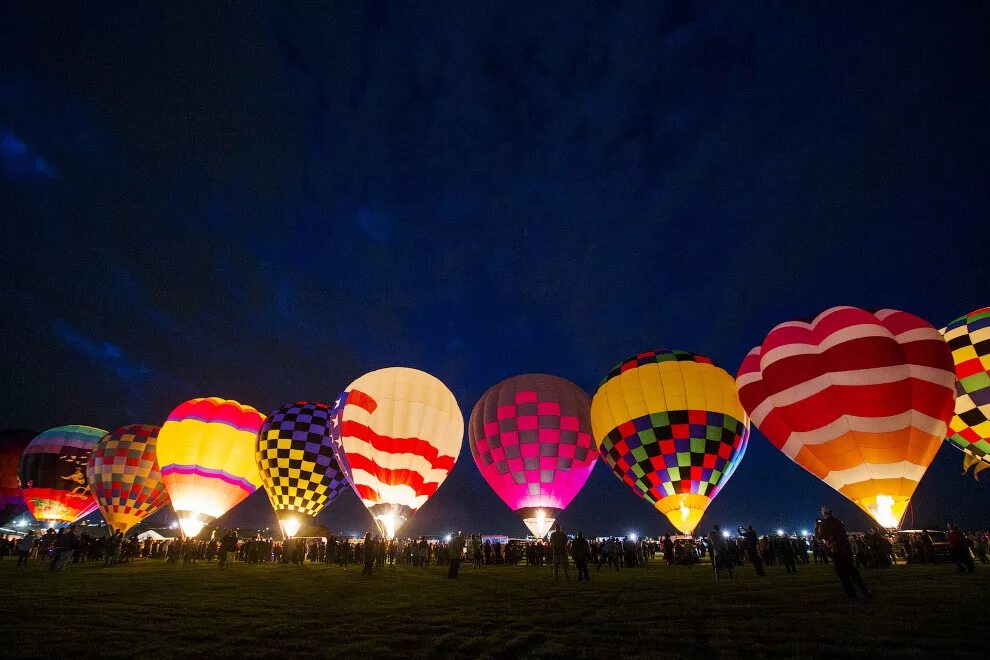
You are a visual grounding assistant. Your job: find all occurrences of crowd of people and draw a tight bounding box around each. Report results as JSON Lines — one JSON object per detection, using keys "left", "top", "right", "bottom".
{"left": 2, "top": 511, "right": 985, "bottom": 599}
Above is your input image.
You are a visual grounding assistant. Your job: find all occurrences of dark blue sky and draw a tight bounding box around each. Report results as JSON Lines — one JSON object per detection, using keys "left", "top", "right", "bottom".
{"left": 2, "top": 2, "right": 988, "bottom": 537}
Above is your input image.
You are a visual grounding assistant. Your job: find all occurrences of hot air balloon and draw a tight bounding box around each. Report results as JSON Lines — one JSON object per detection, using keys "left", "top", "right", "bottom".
{"left": 157, "top": 398, "right": 264, "bottom": 538}
{"left": 18, "top": 425, "right": 105, "bottom": 524}
{"left": 940, "top": 307, "right": 990, "bottom": 477}
{"left": 591, "top": 350, "right": 749, "bottom": 535}
{"left": 86, "top": 424, "right": 170, "bottom": 534}
{"left": 331, "top": 367, "right": 463, "bottom": 539}
{"left": 256, "top": 401, "right": 349, "bottom": 538}
{"left": 737, "top": 306, "right": 955, "bottom": 528}
{"left": 469, "top": 374, "right": 596, "bottom": 539}
{"left": 1, "top": 430, "right": 36, "bottom": 526}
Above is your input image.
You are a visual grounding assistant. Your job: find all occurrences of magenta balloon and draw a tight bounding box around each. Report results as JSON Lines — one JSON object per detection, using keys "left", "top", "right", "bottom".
{"left": 468, "top": 374, "right": 597, "bottom": 536}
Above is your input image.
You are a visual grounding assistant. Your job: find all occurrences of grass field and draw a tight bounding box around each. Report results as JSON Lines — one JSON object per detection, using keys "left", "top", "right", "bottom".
{"left": 1, "top": 558, "right": 985, "bottom": 659}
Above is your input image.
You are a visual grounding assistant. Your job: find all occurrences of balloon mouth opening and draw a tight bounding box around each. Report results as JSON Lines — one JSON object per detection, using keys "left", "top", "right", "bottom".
{"left": 516, "top": 506, "right": 563, "bottom": 539}
{"left": 375, "top": 513, "right": 405, "bottom": 539}
{"left": 279, "top": 517, "right": 302, "bottom": 539}
{"left": 863, "top": 494, "right": 903, "bottom": 529}
{"left": 175, "top": 511, "right": 215, "bottom": 538}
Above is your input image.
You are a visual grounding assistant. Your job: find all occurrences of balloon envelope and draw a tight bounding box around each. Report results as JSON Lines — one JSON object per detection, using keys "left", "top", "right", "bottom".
{"left": 257, "top": 401, "right": 349, "bottom": 537}
{"left": 737, "top": 306, "right": 955, "bottom": 528}
{"left": 157, "top": 398, "right": 264, "bottom": 537}
{"left": 0, "top": 430, "right": 36, "bottom": 526}
{"left": 332, "top": 367, "right": 463, "bottom": 538}
{"left": 591, "top": 350, "right": 749, "bottom": 534}
{"left": 940, "top": 307, "right": 990, "bottom": 470}
{"left": 86, "top": 424, "right": 170, "bottom": 534}
{"left": 469, "top": 374, "right": 596, "bottom": 538}
{"left": 18, "top": 425, "right": 105, "bottom": 524}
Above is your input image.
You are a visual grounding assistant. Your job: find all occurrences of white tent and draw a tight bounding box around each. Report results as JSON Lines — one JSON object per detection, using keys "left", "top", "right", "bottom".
{"left": 136, "top": 529, "right": 168, "bottom": 541}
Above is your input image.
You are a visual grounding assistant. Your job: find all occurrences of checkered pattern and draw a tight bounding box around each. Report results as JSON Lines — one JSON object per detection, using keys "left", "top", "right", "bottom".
{"left": 473, "top": 389, "right": 595, "bottom": 497}
{"left": 601, "top": 349, "right": 714, "bottom": 386}
{"left": 942, "top": 307, "right": 990, "bottom": 461}
{"left": 257, "top": 401, "right": 348, "bottom": 517}
{"left": 598, "top": 409, "right": 746, "bottom": 505}
{"left": 87, "top": 424, "right": 169, "bottom": 530}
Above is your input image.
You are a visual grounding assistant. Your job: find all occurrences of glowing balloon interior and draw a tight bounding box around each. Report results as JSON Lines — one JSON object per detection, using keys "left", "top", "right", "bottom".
{"left": 157, "top": 398, "right": 264, "bottom": 537}
{"left": 737, "top": 307, "right": 955, "bottom": 528}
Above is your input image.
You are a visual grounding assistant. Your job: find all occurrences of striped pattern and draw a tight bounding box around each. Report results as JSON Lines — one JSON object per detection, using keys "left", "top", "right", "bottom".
{"left": 737, "top": 306, "right": 955, "bottom": 527}
{"left": 157, "top": 398, "right": 264, "bottom": 525}
{"left": 940, "top": 307, "right": 990, "bottom": 469}
{"left": 86, "top": 425, "right": 170, "bottom": 533}
{"left": 18, "top": 425, "right": 106, "bottom": 523}
{"left": 468, "top": 374, "right": 596, "bottom": 536}
{"left": 591, "top": 351, "right": 749, "bottom": 534}
{"left": 332, "top": 368, "right": 463, "bottom": 536}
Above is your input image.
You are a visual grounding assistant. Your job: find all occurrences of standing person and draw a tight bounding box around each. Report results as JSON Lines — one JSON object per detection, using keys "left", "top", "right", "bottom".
{"left": 708, "top": 525, "right": 731, "bottom": 580}
{"left": 779, "top": 534, "right": 797, "bottom": 574}
{"left": 549, "top": 524, "right": 570, "bottom": 581}
{"left": 816, "top": 506, "right": 871, "bottom": 599}
{"left": 448, "top": 531, "right": 466, "bottom": 579}
{"left": 571, "top": 531, "right": 590, "bottom": 581}
{"left": 472, "top": 534, "right": 483, "bottom": 569}
{"left": 662, "top": 535, "right": 674, "bottom": 566}
{"left": 740, "top": 525, "right": 765, "bottom": 576}
{"left": 361, "top": 533, "right": 375, "bottom": 576}
{"left": 946, "top": 523, "right": 975, "bottom": 574}
{"left": 16, "top": 531, "right": 34, "bottom": 567}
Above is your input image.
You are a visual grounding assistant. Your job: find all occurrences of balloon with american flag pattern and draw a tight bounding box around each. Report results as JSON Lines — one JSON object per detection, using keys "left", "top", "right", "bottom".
{"left": 330, "top": 367, "right": 463, "bottom": 538}
{"left": 736, "top": 306, "right": 955, "bottom": 528}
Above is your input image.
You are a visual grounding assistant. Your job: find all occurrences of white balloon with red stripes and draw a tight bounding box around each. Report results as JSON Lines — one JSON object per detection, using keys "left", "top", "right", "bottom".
{"left": 330, "top": 367, "right": 463, "bottom": 538}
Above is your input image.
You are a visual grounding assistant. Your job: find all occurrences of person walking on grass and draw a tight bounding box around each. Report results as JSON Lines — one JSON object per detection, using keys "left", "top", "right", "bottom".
{"left": 815, "top": 506, "right": 871, "bottom": 600}
{"left": 472, "top": 533, "right": 483, "bottom": 569}
{"left": 16, "top": 531, "right": 34, "bottom": 567}
{"left": 549, "top": 524, "right": 569, "bottom": 581}
{"left": 946, "top": 523, "right": 975, "bottom": 574}
{"left": 448, "top": 531, "right": 466, "bottom": 579}
{"left": 571, "top": 531, "right": 590, "bottom": 581}
{"left": 361, "top": 533, "right": 375, "bottom": 576}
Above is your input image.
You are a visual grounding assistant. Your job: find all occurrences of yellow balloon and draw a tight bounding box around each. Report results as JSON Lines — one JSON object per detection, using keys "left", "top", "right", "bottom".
{"left": 157, "top": 397, "right": 264, "bottom": 537}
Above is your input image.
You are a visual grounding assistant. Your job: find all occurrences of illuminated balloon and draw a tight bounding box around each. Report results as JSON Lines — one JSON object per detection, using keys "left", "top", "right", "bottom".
{"left": 940, "top": 307, "right": 990, "bottom": 474}
{"left": 332, "top": 367, "right": 463, "bottom": 538}
{"left": 737, "top": 306, "right": 955, "bottom": 528}
{"left": 591, "top": 350, "right": 749, "bottom": 534}
{"left": 86, "top": 424, "right": 170, "bottom": 533}
{"left": 256, "top": 401, "right": 349, "bottom": 538}
{"left": 18, "top": 425, "right": 105, "bottom": 524}
{"left": 469, "top": 374, "right": 596, "bottom": 538}
{"left": 0, "top": 430, "right": 36, "bottom": 526}
{"left": 157, "top": 398, "right": 264, "bottom": 538}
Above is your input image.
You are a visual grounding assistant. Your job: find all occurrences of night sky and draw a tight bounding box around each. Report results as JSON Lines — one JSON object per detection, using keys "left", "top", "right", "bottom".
{"left": 2, "top": 2, "right": 988, "bottom": 538}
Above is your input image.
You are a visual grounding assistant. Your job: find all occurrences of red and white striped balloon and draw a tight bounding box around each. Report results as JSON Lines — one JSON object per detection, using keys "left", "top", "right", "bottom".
{"left": 736, "top": 306, "right": 955, "bottom": 527}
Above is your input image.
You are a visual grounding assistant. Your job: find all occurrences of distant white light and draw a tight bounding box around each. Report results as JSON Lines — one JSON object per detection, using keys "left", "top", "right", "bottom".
{"left": 444, "top": 534, "right": 452, "bottom": 542}
{"left": 722, "top": 530, "right": 730, "bottom": 539}
{"left": 801, "top": 529, "right": 809, "bottom": 537}
{"left": 777, "top": 529, "right": 785, "bottom": 536}
{"left": 629, "top": 533, "right": 638, "bottom": 542}
{"left": 15, "top": 518, "right": 26, "bottom": 528}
